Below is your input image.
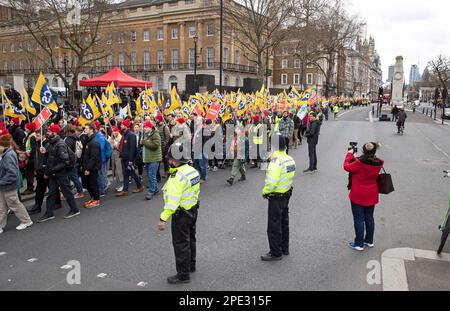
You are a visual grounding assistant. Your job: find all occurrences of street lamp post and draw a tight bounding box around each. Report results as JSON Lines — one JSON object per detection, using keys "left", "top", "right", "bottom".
{"left": 219, "top": 0, "right": 223, "bottom": 93}
{"left": 193, "top": 34, "right": 198, "bottom": 93}
{"left": 63, "top": 54, "right": 69, "bottom": 108}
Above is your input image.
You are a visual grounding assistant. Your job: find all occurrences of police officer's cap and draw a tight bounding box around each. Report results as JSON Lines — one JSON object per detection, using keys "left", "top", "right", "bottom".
{"left": 272, "top": 133, "right": 287, "bottom": 151}
{"left": 167, "top": 143, "right": 190, "bottom": 164}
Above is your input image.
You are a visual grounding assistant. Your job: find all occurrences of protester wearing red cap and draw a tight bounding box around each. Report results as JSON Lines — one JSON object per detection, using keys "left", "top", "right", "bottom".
{"left": 8, "top": 117, "right": 26, "bottom": 150}
{"left": 37, "top": 123, "right": 80, "bottom": 223}
{"left": 22, "top": 123, "right": 38, "bottom": 195}
{"left": 117, "top": 119, "right": 144, "bottom": 197}
{"left": 142, "top": 119, "right": 162, "bottom": 200}
{"left": 109, "top": 125, "right": 124, "bottom": 192}
{"left": 250, "top": 113, "right": 263, "bottom": 169}
{"left": 0, "top": 130, "right": 33, "bottom": 234}
{"left": 155, "top": 115, "right": 171, "bottom": 179}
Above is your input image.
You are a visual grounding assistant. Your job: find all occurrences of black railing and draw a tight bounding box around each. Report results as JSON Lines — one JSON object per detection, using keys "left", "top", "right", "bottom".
{"left": 0, "top": 62, "right": 257, "bottom": 76}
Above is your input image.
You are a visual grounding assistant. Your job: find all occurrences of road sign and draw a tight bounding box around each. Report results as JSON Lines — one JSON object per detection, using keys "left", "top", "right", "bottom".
{"left": 33, "top": 107, "right": 52, "bottom": 130}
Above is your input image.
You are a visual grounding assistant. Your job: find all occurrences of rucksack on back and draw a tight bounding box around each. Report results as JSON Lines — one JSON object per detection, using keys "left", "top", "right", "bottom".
{"left": 75, "top": 140, "right": 83, "bottom": 159}
{"left": 104, "top": 139, "right": 112, "bottom": 160}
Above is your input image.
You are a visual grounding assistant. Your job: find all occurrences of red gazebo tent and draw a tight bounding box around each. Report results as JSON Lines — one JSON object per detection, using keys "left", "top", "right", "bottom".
{"left": 79, "top": 67, "right": 152, "bottom": 88}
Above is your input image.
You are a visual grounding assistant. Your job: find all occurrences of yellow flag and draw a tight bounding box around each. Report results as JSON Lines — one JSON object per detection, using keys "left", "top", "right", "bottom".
{"left": 23, "top": 89, "right": 36, "bottom": 115}
{"left": 2, "top": 87, "right": 26, "bottom": 120}
{"left": 79, "top": 95, "right": 102, "bottom": 126}
{"left": 163, "top": 86, "right": 181, "bottom": 115}
{"left": 31, "top": 72, "right": 58, "bottom": 112}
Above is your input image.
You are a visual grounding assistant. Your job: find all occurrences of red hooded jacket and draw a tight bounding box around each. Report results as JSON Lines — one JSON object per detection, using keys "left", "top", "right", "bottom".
{"left": 344, "top": 152, "right": 384, "bottom": 207}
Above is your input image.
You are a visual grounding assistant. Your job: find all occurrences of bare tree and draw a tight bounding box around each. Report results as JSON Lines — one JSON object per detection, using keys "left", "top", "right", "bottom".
{"left": 223, "top": 0, "right": 295, "bottom": 84}
{"left": 289, "top": 0, "right": 362, "bottom": 97}
{"left": 428, "top": 54, "right": 450, "bottom": 104}
{"left": 8, "top": 0, "right": 117, "bottom": 105}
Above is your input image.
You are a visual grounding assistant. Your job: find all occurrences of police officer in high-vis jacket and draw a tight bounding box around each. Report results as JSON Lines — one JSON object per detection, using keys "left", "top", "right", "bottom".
{"left": 261, "top": 134, "right": 296, "bottom": 261}
{"left": 158, "top": 143, "right": 200, "bottom": 284}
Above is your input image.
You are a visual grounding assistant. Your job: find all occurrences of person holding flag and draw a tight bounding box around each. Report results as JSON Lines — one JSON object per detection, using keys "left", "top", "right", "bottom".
{"left": 22, "top": 89, "right": 36, "bottom": 117}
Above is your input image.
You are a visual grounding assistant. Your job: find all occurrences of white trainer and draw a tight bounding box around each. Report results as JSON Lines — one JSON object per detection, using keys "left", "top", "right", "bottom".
{"left": 16, "top": 222, "right": 33, "bottom": 231}
{"left": 364, "top": 243, "right": 375, "bottom": 248}
{"left": 0, "top": 228, "right": 3, "bottom": 234}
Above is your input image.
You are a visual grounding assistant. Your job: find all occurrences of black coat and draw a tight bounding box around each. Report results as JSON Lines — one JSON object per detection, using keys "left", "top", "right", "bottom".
{"left": 120, "top": 129, "right": 137, "bottom": 162}
{"left": 306, "top": 120, "right": 321, "bottom": 145}
{"left": 9, "top": 125, "right": 26, "bottom": 150}
{"left": 81, "top": 134, "right": 101, "bottom": 172}
{"left": 44, "top": 136, "right": 70, "bottom": 177}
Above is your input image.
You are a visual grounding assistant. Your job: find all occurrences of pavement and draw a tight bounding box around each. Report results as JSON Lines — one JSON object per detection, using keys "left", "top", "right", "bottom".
{"left": 1, "top": 105, "right": 450, "bottom": 291}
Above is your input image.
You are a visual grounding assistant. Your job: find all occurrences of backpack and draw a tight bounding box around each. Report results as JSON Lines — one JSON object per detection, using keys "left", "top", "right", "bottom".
{"left": 104, "top": 139, "right": 112, "bottom": 160}
{"left": 75, "top": 140, "right": 83, "bottom": 159}
{"left": 58, "top": 140, "right": 76, "bottom": 170}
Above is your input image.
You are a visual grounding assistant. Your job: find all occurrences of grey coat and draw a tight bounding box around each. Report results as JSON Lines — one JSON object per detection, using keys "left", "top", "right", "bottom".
{"left": 0, "top": 148, "right": 19, "bottom": 192}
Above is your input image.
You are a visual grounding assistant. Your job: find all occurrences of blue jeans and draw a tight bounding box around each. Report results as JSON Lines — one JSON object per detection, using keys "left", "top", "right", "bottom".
{"left": 121, "top": 159, "right": 142, "bottom": 192}
{"left": 145, "top": 162, "right": 159, "bottom": 195}
{"left": 351, "top": 202, "right": 375, "bottom": 247}
{"left": 97, "top": 161, "right": 108, "bottom": 194}
{"left": 69, "top": 165, "right": 83, "bottom": 193}
{"left": 193, "top": 155, "right": 207, "bottom": 180}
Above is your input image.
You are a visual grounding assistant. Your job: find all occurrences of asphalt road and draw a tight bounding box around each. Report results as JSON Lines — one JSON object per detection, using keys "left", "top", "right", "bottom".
{"left": 1, "top": 105, "right": 450, "bottom": 291}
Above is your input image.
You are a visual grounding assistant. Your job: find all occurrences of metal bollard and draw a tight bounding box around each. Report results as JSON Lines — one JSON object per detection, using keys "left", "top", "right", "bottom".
{"left": 423, "top": 107, "right": 425, "bottom": 114}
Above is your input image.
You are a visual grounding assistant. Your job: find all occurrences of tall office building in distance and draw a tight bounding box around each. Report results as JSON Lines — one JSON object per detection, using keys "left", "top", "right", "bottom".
{"left": 409, "top": 64, "right": 421, "bottom": 84}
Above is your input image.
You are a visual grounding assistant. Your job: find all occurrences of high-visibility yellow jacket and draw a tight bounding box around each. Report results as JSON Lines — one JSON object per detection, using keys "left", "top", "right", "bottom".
{"left": 262, "top": 150, "right": 296, "bottom": 196}
{"left": 160, "top": 164, "right": 200, "bottom": 222}
{"left": 252, "top": 123, "right": 263, "bottom": 145}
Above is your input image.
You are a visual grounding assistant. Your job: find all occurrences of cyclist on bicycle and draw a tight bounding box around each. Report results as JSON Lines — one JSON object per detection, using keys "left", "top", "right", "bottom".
{"left": 397, "top": 107, "right": 407, "bottom": 134}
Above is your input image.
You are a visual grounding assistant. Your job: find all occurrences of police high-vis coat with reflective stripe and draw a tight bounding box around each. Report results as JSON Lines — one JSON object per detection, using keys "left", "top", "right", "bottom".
{"left": 160, "top": 164, "right": 200, "bottom": 222}
{"left": 262, "top": 150, "right": 296, "bottom": 196}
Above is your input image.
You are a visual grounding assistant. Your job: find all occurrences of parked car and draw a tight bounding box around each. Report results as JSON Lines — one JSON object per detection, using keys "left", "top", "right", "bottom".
{"left": 443, "top": 105, "right": 450, "bottom": 120}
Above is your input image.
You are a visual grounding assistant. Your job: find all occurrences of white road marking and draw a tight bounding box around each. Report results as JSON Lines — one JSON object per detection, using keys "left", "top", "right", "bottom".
{"left": 61, "top": 265, "right": 72, "bottom": 270}
{"left": 27, "top": 258, "right": 38, "bottom": 263}
{"left": 137, "top": 282, "right": 148, "bottom": 287}
{"left": 414, "top": 128, "right": 450, "bottom": 160}
{"left": 0, "top": 252, "right": 6, "bottom": 256}
{"left": 381, "top": 248, "right": 450, "bottom": 291}
{"left": 97, "top": 273, "right": 107, "bottom": 278}
{"left": 337, "top": 107, "right": 370, "bottom": 118}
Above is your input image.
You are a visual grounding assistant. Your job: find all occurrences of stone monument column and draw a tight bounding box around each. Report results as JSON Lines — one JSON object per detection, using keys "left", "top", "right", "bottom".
{"left": 392, "top": 56, "right": 404, "bottom": 107}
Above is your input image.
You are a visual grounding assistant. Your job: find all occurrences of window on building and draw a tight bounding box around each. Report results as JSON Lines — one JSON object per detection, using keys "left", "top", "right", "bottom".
{"left": 107, "top": 54, "right": 113, "bottom": 70}
{"left": 235, "top": 50, "right": 240, "bottom": 65}
{"left": 19, "top": 60, "right": 23, "bottom": 71}
{"left": 223, "top": 47, "right": 228, "bottom": 68}
{"left": 118, "top": 32, "right": 125, "bottom": 44}
{"left": 206, "top": 23, "right": 215, "bottom": 36}
{"left": 11, "top": 60, "right": 15, "bottom": 71}
{"left": 281, "top": 74, "right": 287, "bottom": 85}
{"left": 157, "top": 77, "right": 163, "bottom": 91}
{"left": 185, "top": 0, "right": 195, "bottom": 4}
{"left": 188, "top": 25, "right": 197, "bottom": 38}
{"left": 10, "top": 43, "right": 14, "bottom": 53}
{"left": 294, "top": 74, "right": 300, "bottom": 85}
{"left": 282, "top": 47, "right": 288, "bottom": 55}
{"left": 106, "top": 33, "right": 112, "bottom": 44}
{"left": 306, "top": 62, "right": 314, "bottom": 69}
{"left": 157, "top": 50, "right": 164, "bottom": 69}
{"left": 131, "top": 31, "right": 137, "bottom": 42}
{"left": 206, "top": 47, "right": 214, "bottom": 68}
{"left": 37, "top": 60, "right": 42, "bottom": 71}
{"left": 235, "top": 30, "right": 240, "bottom": 39}
{"left": 235, "top": 78, "right": 240, "bottom": 87}
{"left": 95, "top": 54, "right": 101, "bottom": 68}
{"left": 118, "top": 53, "right": 125, "bottom": 70}
{"left": 171, "top": 49, "right": 179, "bottom": 69}
{"left": 189, "top": 48, "right": 195, "bottom": 69}
{"left": 144, "top": 51, "right": 150, "bottom": 70}
{"left": 27, "top": 42, "right": 32, "bottom": 52}
{"left": 53, "top": 38, "right": 59, "bottom": 48}
{"left": 131, "top": 51, "right": 137, "bottom": 71}
{"left": 157, "top": 28, "right": 164, "bottom": 40}
{"left": 2, "top": 45, "right": 6, "bottom": 53}
{"left": 282, "top": 59, "right": 288, "bottom": 69}
{"left": 294, "top": 59, "right": 301, "bottom": 68}
{"left": 224, "top": 26, "right": 231, "bottom": 36}
{"left": 3, "top": 60, "right": 7, "bottom": 71}
{"left": 18, "top": 42, "right": 23, "bottom": 52}
{"left": 171, "top": 27, "right": 179, "bottom": 39}
{"left": 143, "top": 30, "right": 150, "bottom": 42}
{"left": 307, "top": 73, "right": 313, "bottom": 85}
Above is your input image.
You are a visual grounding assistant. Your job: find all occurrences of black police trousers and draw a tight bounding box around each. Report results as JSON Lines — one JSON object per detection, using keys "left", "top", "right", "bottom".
{"left": 267, "top": 196, "right": 290, "bottom": 257}
{"left": 171, "top": 205, "right": 198, "bottom": 280}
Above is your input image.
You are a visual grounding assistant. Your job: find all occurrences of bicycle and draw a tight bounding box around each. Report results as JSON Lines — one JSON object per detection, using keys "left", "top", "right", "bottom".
{"left": 437, "top": 170, "right": 450, "bottom": 254}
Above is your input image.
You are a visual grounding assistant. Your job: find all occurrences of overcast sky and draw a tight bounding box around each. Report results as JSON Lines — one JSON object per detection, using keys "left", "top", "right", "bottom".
{"left": 346, "top": 0, "right": 450, "bottom": 83}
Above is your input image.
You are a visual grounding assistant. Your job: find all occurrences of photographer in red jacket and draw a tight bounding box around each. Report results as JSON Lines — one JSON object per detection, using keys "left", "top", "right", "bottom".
{"left": 344, "top": 142, "right": 384, "bottom": 251}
